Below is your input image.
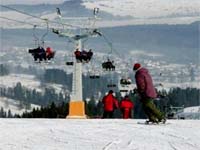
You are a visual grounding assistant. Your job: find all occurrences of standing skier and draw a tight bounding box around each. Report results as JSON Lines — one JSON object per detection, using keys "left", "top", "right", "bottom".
{"left": 102, "top": 90, "right": 119, "bottom": 118}
{"left": 120, "top": 95, "right": 134, "bottom": 119}
{"left": 133, "top": 63, "right": 166, "bottom": 123}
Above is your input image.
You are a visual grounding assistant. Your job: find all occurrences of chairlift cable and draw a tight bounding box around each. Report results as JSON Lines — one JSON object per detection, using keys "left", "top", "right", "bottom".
{"left": 100, "top": 32, "right": 122, "bottom": 58}
{"left": 0, "top": 16, "right": 39, "bottom": 26}
{"left": 33, "top": 25, "right": 40, "bottom": 46}
{"left": 0, "top": 5, "right": 81, "bottom": 29}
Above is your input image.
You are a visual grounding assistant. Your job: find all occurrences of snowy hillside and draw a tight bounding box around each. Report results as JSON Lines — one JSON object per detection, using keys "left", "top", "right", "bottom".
{"left": 176, "top": 106, "right": 200, "bottom": 120}
{"left": 0, "top": 74, "right": 41, "bottom": 91}
{"left": 83, "top": 0, "right": 200, "bottom": 18}
{"left": 0, "top": 97, "right": 40, "bottom": 115}
{"left": 183, "top": 106, "right": 200, "bottom": 113}
{"left": 0, "top": 119, "right": 200, "bottom": 150}
{"left": 1, "top": 0, "right": 200, "bottom": 29}
{"left": 83, "top": 0, "right": 200, "bottom": 25}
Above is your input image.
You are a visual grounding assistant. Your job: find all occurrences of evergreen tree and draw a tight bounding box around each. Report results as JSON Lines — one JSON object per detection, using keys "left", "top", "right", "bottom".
{"left": 7, "top": 109, "right": 13, "bottom": 118}
{"left": 0, "top": 64, "right": 9, "bottom": 76}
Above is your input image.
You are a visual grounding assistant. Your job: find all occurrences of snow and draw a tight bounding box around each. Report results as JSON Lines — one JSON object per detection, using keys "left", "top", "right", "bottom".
{"left": 0, "top": 74, "right": 70, "bottom": 94}
{"left": 130, "top": 50, "right": 163, "bottom": 57}
{"left": 184, "top": 106, "right": 200, "bottom": 113}
{"left": 176, "top": 107, "right": 200, "bottom": 120}
{"left": 0, "top": 97, "right": 40, "bottom": 115}
{"left": 175, "top": 106, "right": 200, "bottom": 120}
{"left": 83, "top": 0, "right": 200, "bottom": 18}
{"left": 1, "top": 0, "right": 200, "bottom": 29}
{"left": 83, "top": 0, "right": 200, "bottom": 25}
{"left": 0, "top": 74, "right": 41, "bottom": 91}
{"left": 0, "top": 119, "right": 200, "bottom": 150}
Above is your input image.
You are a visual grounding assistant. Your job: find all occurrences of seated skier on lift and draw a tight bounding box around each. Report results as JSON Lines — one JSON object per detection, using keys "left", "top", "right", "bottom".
{"left": 38, "top": 46, "right": 46, "bottom": 61}
{"left": 81, "top": 49, "right": 88, "bottom": 62}
{"left": 74, "top": 48, "right": 82, "bottom": 62}
{"left": 102, "top": 58, "right": 115, "bottom": 71}
{"left": 87, "top": 49, "right": 93, "bottom": 62}
{"left": 45, "top": 47, "right": 55, "bottom": 60}
{"left": 74, "top": 49, "right": 93, "bottom": 63}
{"left": 120, "top": 77, "right": 132, "bottom": 85}
{"left": 29, "top": 46, "right": 46, "bottom": 61}
{"left": 120, "top": 78, "right": 126, "bottom": 84}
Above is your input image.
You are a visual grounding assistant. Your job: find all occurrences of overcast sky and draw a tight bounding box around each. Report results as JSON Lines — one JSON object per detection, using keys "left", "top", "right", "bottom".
{"left": 1, "top": 0, "right": 66, "bottom": 5}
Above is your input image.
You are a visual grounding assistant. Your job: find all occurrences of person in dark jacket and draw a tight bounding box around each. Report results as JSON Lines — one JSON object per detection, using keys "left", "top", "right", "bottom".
{"left": 102, "top": 90, "right": 119, "bottom": 118}
{"left": 120, "top": 95, "right": 134, "bottom": 119}
{"left": 87, "top": 49, "right": 93, "bottom": 62}
{"left": 133, "top": 63, "right": 166, "bottom": 123}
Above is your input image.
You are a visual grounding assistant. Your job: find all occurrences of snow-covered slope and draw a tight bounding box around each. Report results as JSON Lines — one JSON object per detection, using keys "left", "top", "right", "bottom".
{"left": 176, "top": 106, "right": 200, "bottom": 120}
{"left": 83, "top": 0, "right": 200, "bottom": 25}
{"left": 1, "top": 0, "right": 200, "bottom": 29}
{"left": 83, "top": 0, "right": 200, "bottom": 18}
{"left": 0, "top": 119, "right": 200, "bottom": 150}
{"left": 0, "top": 97, "right": 40, "bottom": 115}
{"left": 183, "top": 106, "right": 200, "bottom": 113}
{"left": 0, "top": 74, "right": 41, "bottom": 91}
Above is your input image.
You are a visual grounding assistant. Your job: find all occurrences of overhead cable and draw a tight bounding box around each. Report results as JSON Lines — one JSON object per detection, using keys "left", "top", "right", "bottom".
{"left": 0, "top": 4, "right": 81, "bottom": 29}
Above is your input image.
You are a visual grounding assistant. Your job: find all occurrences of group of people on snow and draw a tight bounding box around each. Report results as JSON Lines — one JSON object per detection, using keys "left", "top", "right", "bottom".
{"left": 102, "top": 90, "right": 134, "bottom": 119}
{"left": 101, "top": 63, "right": 166, "bottom": 123}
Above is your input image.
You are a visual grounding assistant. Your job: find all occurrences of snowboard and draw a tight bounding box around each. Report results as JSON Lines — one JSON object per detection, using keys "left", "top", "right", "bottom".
{"left": 137, "top": 120, "right": 169, "bottom": 125}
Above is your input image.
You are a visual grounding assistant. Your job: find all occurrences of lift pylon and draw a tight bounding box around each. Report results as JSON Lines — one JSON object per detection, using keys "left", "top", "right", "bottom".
{"left": 52, "top": 8, "right": 101, "bottom": 118}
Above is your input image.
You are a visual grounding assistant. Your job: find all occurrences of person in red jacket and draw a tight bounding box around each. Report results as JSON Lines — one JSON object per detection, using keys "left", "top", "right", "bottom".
{"left": 74, "top": 48, "right": 82, "bottom": 62}
{"left": 120, "top": 95, "right": 134, "bottom": 119}
{"left": 46, "top": 47, "right": 53, "bottom": 57}
{"left": 133, "top": 63, "right": 166, "bottom": 123}
{"left": 102, "top": 90, "right": 119, "bottom": 118}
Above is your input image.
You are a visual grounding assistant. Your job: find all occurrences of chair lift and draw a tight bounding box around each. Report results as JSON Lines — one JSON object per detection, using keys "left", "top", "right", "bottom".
{"left": 28, "top": 25, "right": 46, "bottom": 62}
{"left": 107, "top": 79, "right": 117, "bottom": 88}
{"left": 41, "top": 19, "right": 56, "bottom": 62}
{"left": 107, "top": 71, "right": 117, "bottom": 88}
{"left": 119, "top": 63, "right": 134, "bottom": 96}
{"left": 101, "top": 40, "right": 115, "bottom": 71}
{"left": 29, "top": 20, "right": 55, "bottom": 63}
{"left": 119, "top": 78, "right": 133, "bottom": 94}
{"left": 66, "top": 47, "right": 74, "bottom": 66}
{"left": 66, "top": 54, "right": 74, "bottom": 66}
{"left": 89, "top": 58, "right": 100, "bottom": 79}
{"left": 65, "top": 39, "right": 77, "bottom": 66}
{"left": 120, "top": 63, "right": 132, "bottom": 86}
{"left": 89, "top": 69, "right": 100, "bottom": 79}
{"left": 102, "top": 57, "right": 115, "bottom": 71}
{"left": 89, "top": 68, "right": 100, "bottom": 79}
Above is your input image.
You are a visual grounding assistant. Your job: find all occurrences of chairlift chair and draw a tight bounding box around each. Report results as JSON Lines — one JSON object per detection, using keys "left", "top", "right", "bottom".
{"left": 102, "top": 57, "right": 115, "bottom": 71}
{"left": 107, "top": 79, "right": 116, "bottom": 87}
{"left": 66, "top": 53, "right": 74, "bottom": 66}
{"left": 89, "top": 75, "right": 100, "bottom": 79}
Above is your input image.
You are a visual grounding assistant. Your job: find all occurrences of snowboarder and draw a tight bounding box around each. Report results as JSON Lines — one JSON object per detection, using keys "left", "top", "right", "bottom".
{"left": 120, "top": 95, "right": 134, "bottom": 119}
{"left": 102, "top": 90, "right": 119, "bottom": 118}
{"left": 133, "top": 63, "right": 166, "bottom": 124}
